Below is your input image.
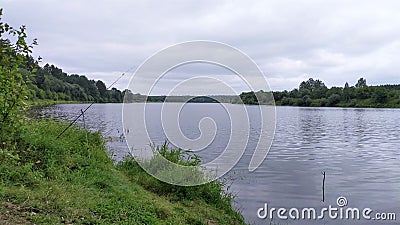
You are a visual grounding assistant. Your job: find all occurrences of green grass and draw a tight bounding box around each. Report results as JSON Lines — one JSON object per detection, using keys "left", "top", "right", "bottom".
{"left": 0, "top": 120, "right": 245, "bottom": 224}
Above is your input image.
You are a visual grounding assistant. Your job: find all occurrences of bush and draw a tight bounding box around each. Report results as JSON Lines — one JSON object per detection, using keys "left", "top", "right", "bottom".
{"left": 327, "top": 94, "right": 341, "bottom": 106}
{"left": 0, "top": 8, "right": 38, "bottom": 156}
{"left": 372, "top": 88, "right": 388, "bottom": 104}
{"left": 117, "top": 142, "right": 238, "bottom": 211}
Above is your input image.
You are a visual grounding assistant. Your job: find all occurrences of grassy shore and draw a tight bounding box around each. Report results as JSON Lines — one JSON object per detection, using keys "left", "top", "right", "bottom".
{"left": 0, "top": 119, "right": 245, "bottom": 224}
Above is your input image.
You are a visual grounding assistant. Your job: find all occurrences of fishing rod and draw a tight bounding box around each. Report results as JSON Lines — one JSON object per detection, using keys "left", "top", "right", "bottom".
{"left": 56, "top": 66, "right": 135, "bottom": 138}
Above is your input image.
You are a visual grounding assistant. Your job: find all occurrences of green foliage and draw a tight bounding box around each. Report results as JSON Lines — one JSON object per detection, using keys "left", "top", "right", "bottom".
{"left": 146, "top": 95, "right": 166, "bottom": 102}
{"left": 299, "top": 78, "right": 326, "bottom": 91}
{"left": 371, "top": 87, "right": 388, "bottom": 104}
{"left": 117, "top": 142, "right": 241, "bottom": 219}
{"left": 239, "top": 91, "right": 258, "bottom": 105}
{"left": 237, "top": 90, "right": 274, "bottom": 105}
{"left": 327, "top": 94, "right": 341, "bottom": 106}
{"left": 0, "top": 120, "right": 245, "bottom": 224}
{"left": 187, "top": 96, "right": 219, "bottom": 103}
{"left": 355, "top": 77, "right": 367, "bottom": 88}
{"left": 154, "top": 141, "right": 201, "bottom": 167}
{"left": 95, "top": 80, "right": 107, "bottom": 98}
{"left": 0, "top": 8, "right": 38, "bottom": 149}
{"left": 30, "top": 64, "right": 123, "bottom": 103}
{"left": 262, "top": 77, "right": 400, "bottom": 108}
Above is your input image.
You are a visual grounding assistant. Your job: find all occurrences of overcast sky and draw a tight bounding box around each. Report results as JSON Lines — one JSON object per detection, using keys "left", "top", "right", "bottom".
{"left": 2, "top": 0, "right": 400, "bottom": 94}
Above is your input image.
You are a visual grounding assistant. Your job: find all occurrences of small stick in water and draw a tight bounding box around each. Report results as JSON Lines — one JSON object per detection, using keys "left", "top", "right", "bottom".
{"left": 321, "top": 171, "right": 326, "bottom": 202}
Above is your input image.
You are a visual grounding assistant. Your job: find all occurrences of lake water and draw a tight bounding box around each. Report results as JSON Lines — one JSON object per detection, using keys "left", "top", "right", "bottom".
{"left": 41, "top": 103, "right": 400, "bottom": 225}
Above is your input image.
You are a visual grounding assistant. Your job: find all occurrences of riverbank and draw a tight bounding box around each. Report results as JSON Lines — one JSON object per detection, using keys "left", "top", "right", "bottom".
{"left": 27, "top": 100, "right": 90, "bottom": 108}
{"left": 275, "top": 98, "right": 400, "bottom": 108}
{"left": 0, "top": 119, "right": 245, "bottom": 224}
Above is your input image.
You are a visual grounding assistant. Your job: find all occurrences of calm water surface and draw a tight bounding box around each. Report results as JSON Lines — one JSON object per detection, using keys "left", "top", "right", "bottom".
{"left": 42, "top": 103, "right": 400, "bottom": 225}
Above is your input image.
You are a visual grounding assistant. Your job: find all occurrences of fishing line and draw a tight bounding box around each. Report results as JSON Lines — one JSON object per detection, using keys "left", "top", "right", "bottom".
{"left": 56, "top": 66, "right": 135, "bottom": 138}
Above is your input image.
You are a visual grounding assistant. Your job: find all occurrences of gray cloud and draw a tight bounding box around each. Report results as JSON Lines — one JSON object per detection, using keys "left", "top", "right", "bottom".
{"left": 2, "top": 0, "right": 399, "bottom": 93}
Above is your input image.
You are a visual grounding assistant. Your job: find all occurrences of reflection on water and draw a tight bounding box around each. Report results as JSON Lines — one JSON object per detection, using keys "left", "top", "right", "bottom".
{"left": 42, "top": 104, "right": 400, "bottom": 225}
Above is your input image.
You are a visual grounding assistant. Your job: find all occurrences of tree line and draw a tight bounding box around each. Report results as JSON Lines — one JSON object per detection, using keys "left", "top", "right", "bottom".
{"left": 239, "top": 78, "right": 400, "bottom": 108}
{"left": 23, "top": 63, "right": 124, "bottom": 103}
{"left": 24, "top": 62, "right": 400, "bottom": 108}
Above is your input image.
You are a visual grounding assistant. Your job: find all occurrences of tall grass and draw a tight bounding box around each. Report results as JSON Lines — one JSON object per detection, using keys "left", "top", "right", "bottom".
{"left": 0, "top": 119, "right": 245, "bottom": 224}
{"left": 118, "top": 142, "right": 237, "bottom": 210}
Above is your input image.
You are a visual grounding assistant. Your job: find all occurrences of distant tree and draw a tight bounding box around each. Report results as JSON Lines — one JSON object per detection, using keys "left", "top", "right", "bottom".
{"left": 355, "top": 78, "right": 367, "bottom": 88}
{"left": 273, "top": 90, "right": 288, "bottom": 101}
{"left": 146, "top": 95, "right": 165, "bottom": 102}
{"left": 263, "top": 77, "right": 398, "bottom": 108}
{"left": 106, "top": 87, "right": 122, "bottom": 103}
{"left": 0, "top": 8, "right": 38, "bottom": 140}
{"left": 122, "top": 89, "right": 139, "bottom": 102}
{"left": 327, "top": 87, "right": 343, "bottom": 97}
{"left": 289, "top": 88, "right": 300, "bottom": 98}
{"left": 96, "top": 80, "right": 107, "bottom": 98}
{"left": 46, "top": 64, "right": 67, "bottom": 81}
{"left": 372, "top": 88, "right": 388, "bottom": 104}
{"left": 299, "top": 78, "right": 327, "bottom": 99}
{"left": 300, "top": 88, "right": 311, "bottom": 97}
{"left": 239, "top": 91, "right": 258, "bottom": 105}
{"left": 43, "top": 74, "right": 66, "bottom": 92}
{"left": 255, "top": 90, "right": 274, "bottom": 104}
{"left": 312, "top": 86, "right": 328, "bottom": 99}
{"left": 87, "top": 80, "right": 100, "bottom": 101}
{"left": 355, "top": 86, "right": 371, "bottom": 99}
{"left": 299, "top": 78, "right": 326, "bottom": 91}
{"left": 65, "top": 74, "right": 100, "bottom": 100}
{"left": 298, "top": 95, "right": 312, "bottom": 106}
{"left": 319, "top": 98, "right": 328, "bottom": 107}
{"left": 327, "top": 94, "right": 341, "bottom": 106}
{"left": 280, "top": 97, "right": 291, "bottom": 105}
{"left": 33, "top": 68, "right": 46, "bottom": 88}
{"left": 343, "top": 82, "right": 351, "bottom": 102}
